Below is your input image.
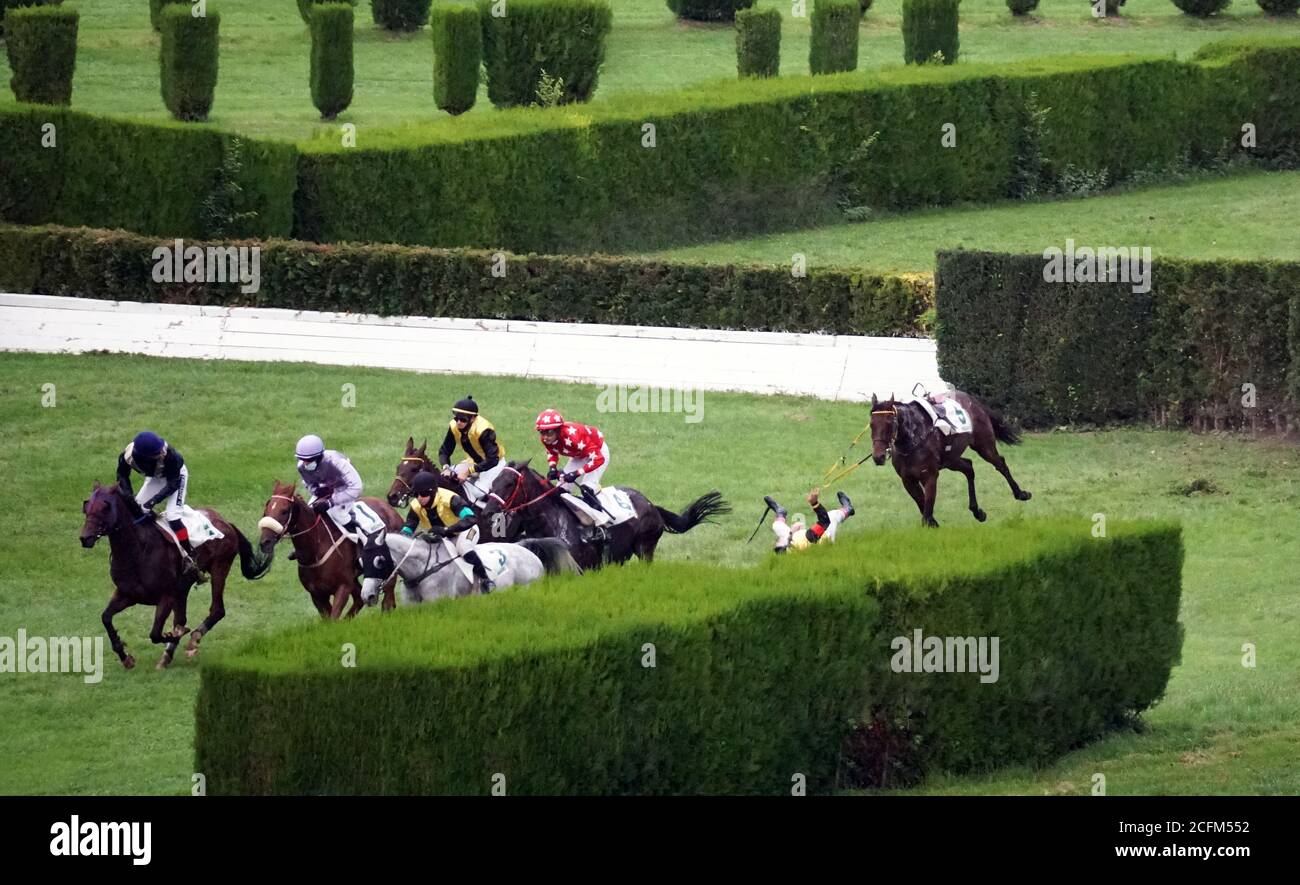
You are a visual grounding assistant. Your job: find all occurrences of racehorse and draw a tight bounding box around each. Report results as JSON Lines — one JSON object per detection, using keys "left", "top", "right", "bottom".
{"left": 387, "top": 436, "right": 471, "bottom": 508}
{"left": 869, "top": 391, "right": 1031, "bottom": 528}
{"left": 256, "top": 480, "right": 403, "bottom": 619}
{"left": 477, "top": 460, "right": 730, "bottom": 571}
{"left": 358, "top": 530, "right": 581, "bottom": 604}
{"left": 79, "top": 481, "right": 271, "bottom": 670}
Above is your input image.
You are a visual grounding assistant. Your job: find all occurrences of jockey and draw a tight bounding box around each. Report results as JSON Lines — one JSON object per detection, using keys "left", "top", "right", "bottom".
{"left": 535, "top": 409, "right": 611, "bottom": 525}
{"left": 438, "top": 395, "right": 506, "bottom": 505}
{"left": 117, "top": 430, "right": 200, "bottom": 579}
{"left": 765, "top": 488, "right": 854, "bottom": 554}
{"left": 402, "top": 470, "right": 494, "bottom": 593}
{"left": 295, "top": 434, "right": 363, "bottom": 543}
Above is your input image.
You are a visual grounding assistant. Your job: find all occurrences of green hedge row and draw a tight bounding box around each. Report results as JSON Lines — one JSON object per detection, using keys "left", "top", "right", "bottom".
{"left": 192, "top": 519, "right": 1183, "bottom": 794}
{"left": 293, "top": 40, "right": 1300, "bottom": 252}
{"left": 0, "top": 223, "right": 932, "bottom": 336}
{"left": 935, "top": 250, "right": 1300, "bottom": 430}
{"left": 0, "top": 107, "right": 296, "bottom": 238}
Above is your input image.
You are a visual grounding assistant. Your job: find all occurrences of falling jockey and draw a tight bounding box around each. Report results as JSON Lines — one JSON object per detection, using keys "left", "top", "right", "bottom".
{"left": 535, "top": 409, "right": 613, "bottom": 532}
{"left": 117, "top": 430, "right": 201, "bottom": 580}
{"left": 764, "top": 487, "right": 854, "bottom": 554}
{"left": 293, "top": 434, "right": 363, "bottom": 559}
{"left": 402, "top": 471, "right": 495, "bottom": 593}
{"left": 439, "top": 395, "right": 506, "bottom": 505}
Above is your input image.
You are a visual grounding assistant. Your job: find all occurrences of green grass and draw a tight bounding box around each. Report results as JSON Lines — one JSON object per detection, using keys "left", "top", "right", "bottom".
{"left": 2, "top": 0, "right": 1298, "bottom": 140}
{"left": 646, "top": 167, "right": 1300, "bottom": 273}
{"left": 1, "top": 351, "right": 1297, "bottom": 794}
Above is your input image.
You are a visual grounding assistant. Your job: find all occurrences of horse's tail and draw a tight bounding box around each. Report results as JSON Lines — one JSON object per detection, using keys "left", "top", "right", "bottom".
{"left": 517, "top": 538, "right": 583, "bottom": 576}
{"left": 989, "top": 409, "right": 1021, "bottom": 446}
{"left": 235, "top": 527, "right": 273, "bottom": 580}
{"left": 655, "top": 490, "right": 731, "bottom": 534}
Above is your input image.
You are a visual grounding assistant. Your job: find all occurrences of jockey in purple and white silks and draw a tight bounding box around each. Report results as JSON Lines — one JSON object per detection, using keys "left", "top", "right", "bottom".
{"left": 295, "top": 434, "right": 364, "bottom": 536}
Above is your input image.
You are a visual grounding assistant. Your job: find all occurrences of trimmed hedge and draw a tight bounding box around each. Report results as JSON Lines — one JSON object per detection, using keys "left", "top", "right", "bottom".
{"left": 935, "top": 249, "right": 1300, "bottom": 430}
{"left": 902, "top": 0, "right": 958, "bottom": 66}
{"left": 149, "top": 0, "right": 188, "bottom": 31}
{"left": 1258, "top": 0, "right": 1300, "bottom": 12}
{"left": 192, "top": 519, "right": 1183, "bottom": 794}
{"left": 310, "top": 4, "right": 354, "bottom": 120}
{"left": 0, "top": 109, "right": 296, "bottom": 238}
{"left": 477, "top": 0, "right": 613, "bottom": 108}
{"left": 5, "top": 5, "right": 77, "bottom": 106}
{"left": 432, "top": 3, "right": 481, "bottom": 116}
{"left": 293, "top": 41, "right": 1300, "bottom": 252}
{"left": 0, "top": 223, "right": 933, "bottom": 337}
{"left": 667, "top": 0, "right": 754, "bottom": 21}
{"left": 160, "top": 6, "right": 221, "bottom": 122}
{"left": 298, "top": 0, "right": 357, "bottom": 24}
{"left": 810, "top": 0, "right": 858, "bottom": 76}
{"left": 371, "top": 0, "right": 432, "bottom": 31}
{"left": 735, "top": 7, "right": 780, "bottom": 79}
{"left": 1172, "top": 0, "right": 1231, "bottom": 14}
{"left": 1007, "top": 0, "right": 1039, "bottom": 14}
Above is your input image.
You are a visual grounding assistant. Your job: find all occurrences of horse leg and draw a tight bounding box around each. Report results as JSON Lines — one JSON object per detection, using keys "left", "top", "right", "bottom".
{"left": 945, "top": 456, "right": 986, "bottom": 522}
{"left": 149, "top": 598, "right": 179, "bottom": 669}
{"left": 310, "top": 589, "right": 332, "bottom": 618}
{"left": 973, "top": 439, "right": 1032, "bottom": 501}
{"left": 101, "top": 590, "right": 136, "bottom": 670}
{"left": 381, "top": 576, "right": 397, "bottom": 613}
{"left": 902, "top": 476, "right": 928, "bottom": 526}
{"left": 341, "top": 583, "right": 365, "bottom": 619}
{"left": 187, "top": 555, "right": 231, "bottom": 658}
{"left": 921, "top": 472, "right": 940, "bottom": 528}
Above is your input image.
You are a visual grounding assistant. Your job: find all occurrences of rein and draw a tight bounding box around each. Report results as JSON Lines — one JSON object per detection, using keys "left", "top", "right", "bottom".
{"left": 489, "top": 466, "right": 564, "bottom": 514}
{"left": 264, "top": 493, "right": 346, "bottom": 569}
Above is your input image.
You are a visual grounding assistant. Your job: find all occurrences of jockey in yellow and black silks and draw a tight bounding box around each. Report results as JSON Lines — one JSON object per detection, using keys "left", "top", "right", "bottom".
{"left": 766, "top": 488, "right": 855, "bottom": 554}
{"left": 439, "top": 395, "right": 506, "bottom": 505}
{"left": 402, "top": 471, "right": 494, "bottom": 592}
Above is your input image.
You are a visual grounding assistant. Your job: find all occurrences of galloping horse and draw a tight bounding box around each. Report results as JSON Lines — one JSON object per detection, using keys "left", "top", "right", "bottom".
{"left": 257, "top": 480, "right": 403, "bottom": 618}
{"left": 79, "top": 482, "right": 271, "bottom": 669}
{"left": 869, "top": 391, "right": 1031, "bottom": 528}
{"left": 477, "top": 460, "right": 730, "bottom": 571}
{"left": 387, "top": 437, "right": 470, "bottom": 507}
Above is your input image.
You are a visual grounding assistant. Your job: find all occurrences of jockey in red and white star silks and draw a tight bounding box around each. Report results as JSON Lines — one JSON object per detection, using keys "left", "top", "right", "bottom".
{"left": 535, "top": 409, "right": 611, "bottom": 523}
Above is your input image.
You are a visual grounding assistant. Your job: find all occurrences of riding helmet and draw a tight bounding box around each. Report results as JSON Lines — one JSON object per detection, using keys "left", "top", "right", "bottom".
{"left": 412, "top": 471, "right": 438, "bottom": 497}
{"left": 535, "top": 409, "right": 564, "bottom": 431}
{"left": 295, "top": 434, "right": 325, "bottom": 460}
{"left": 132, "top": 431, "right": 165, "bottom": 457}
{"left": 452, "top": 395, "right": 478, "bottom": 419}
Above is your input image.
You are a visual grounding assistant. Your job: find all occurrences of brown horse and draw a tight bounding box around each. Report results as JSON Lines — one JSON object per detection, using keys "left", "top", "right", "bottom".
{"left": 387, "top": 437, "right": 467, "bottom": 508}
{"left": 79, "top": 482, "right": 271, "bottom": 669}
{"left": 257, "top": 481, "right": 403, "bottom": 618}
{"left": 869, "top": 391, "right": 1031, "bottom": 528}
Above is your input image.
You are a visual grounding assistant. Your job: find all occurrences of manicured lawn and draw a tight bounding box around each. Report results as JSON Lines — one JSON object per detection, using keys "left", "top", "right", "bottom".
{"left": 2, "top": 0, "right": 1298, "bottom": 140}
{"left": 1, "top": 351, "right": 1296, "bottom": 794}
{"left": 646, "top": 168, "right": 1300, "bottom": 273}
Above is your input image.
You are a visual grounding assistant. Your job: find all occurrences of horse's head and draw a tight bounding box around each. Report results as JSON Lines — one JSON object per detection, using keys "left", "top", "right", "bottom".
{"left": 388, "top": 437, "right": 429, "bottom": 508}
{"left": 258, "top": 480, "right": 300, "bottom": 553}
{"left": 476, "top": 460, "right": 537, "bottom": 541}
{"left": 358, "top": 528, "right": 394, "bottom": 606}
{"left": 870, "top": 394, "right": 900, "bottom": 465}
{"left": 80, "top": 482, "right": 126, "bottom": 548}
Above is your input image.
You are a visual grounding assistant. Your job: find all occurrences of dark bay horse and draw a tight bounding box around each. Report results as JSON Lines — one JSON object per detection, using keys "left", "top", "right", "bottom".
{"left": 869, "top": 391, "right": 1031, "bottom": 528}
{"left": 477, "top": 461, "right": 729, "bottom": 571}
{"left": 257, "top": 480, "right": 404, "bottom": 618}
{"left": 79, "top": 482, "right": 270, "bottom": 669}
{"left": 386, "top": 437, "right": 469, "bottom": 508}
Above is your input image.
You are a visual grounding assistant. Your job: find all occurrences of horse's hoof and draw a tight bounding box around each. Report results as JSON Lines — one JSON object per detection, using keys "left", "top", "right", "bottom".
{"left": 973, "top": 509, "right": 987, "bottom": 522}
{"left": 122, "top": 655, "right": 136, "bottom": 670}
{"left": 1018, "top": 490, "right": 1032, "bottom": 501}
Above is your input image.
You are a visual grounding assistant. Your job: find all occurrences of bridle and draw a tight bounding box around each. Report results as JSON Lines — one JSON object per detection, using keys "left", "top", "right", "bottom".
{"left": 487, "top": 465, "right": 562, "bottom": 514}
{"left": 259, "top": 493, "right": 350, "bottom": 568}
{"left": 872, "top": 403, "right": 932, "bottom": 458}
{"left": 391, "top": 455, "right": 428, "bottom": 506}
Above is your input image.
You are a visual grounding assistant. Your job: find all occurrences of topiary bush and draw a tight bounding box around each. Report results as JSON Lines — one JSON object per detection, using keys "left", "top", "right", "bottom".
{"left": 432, "top": 3, "right": 481, "bottom": 115}
{"left": 298, "top": 0, "right": 358, "bottom": 25}
{"left": 1171, "top": 0, "right": 1231, "bottom": 14}
{"left": 477, "top": 0, "right": 613, "bottom": 108}
{"left": 902, "top": 0, "right": 958, "bottom": 65}
{"left": 1257, "top": 0, "right": 1299, "bottom": 11}
{"left": 149, "top": 0, "right": 188, "bottom": 31}
{"left": 310, "top": 3, "right": 353, "bottom": 120}
{"left": 371, "top": 0, "right": 432, "bottom": 31}
{"left": 735, "top": 6, "right": 780, "bottom": 78}
{"left": 159, "top": 5, "right": 220, "bottom": 122}
{"left": 5, "top": 5, "right": 77, "bottom": 105}
{"left": 1, "top": 0, "right": 64, "bottom": 39}
{"left": 1007, "top": 0, "right": 1039, "bottom": 14}
{"left": 810, "top": 0, "right": 859, "bottom": 75}
{"left": 667, "top": 0, "right": 754, "bottom": 21}
{"left": 859, "top": 0, "right": 873, "bottom": 12}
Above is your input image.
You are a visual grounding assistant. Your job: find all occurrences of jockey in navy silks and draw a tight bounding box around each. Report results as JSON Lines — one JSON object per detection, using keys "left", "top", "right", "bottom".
{"left": 117, "top": 430, "right": 200, "bottom": 578}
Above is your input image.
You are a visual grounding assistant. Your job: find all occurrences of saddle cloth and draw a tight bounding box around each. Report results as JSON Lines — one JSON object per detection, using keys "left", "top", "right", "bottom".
{"left": 329, "top": 501, "right": 387, "bottom": 538}
{"left": 156, "top": 506, "right": 224, "bottom": 549}
{"left": 910, "top": 395, "right": 973, "bottom": 436}
{"left": 560, "top": 487, "right": 637, "bottom": 527}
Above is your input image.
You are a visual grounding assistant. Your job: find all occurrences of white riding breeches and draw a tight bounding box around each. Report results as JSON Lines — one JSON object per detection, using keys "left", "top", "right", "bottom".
{"left": 456, "top": 460, "right": 506, "bottom": 504}
{"left": 136, "top": 467, "right": 188, "bottom": 521}
{"left": 563, "top": 443, "right": 610, "bottom": 493}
